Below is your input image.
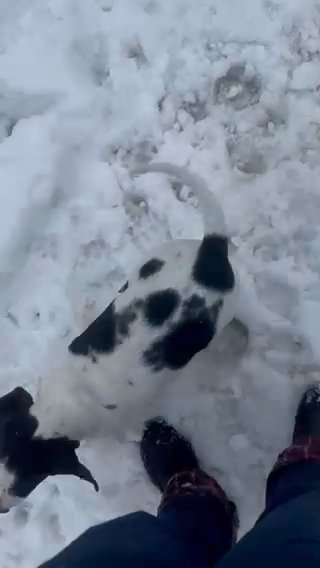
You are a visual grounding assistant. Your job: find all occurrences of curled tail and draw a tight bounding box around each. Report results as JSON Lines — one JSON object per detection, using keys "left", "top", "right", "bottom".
{"left": 131, "top": 162, "right": 227, "bottom": 237}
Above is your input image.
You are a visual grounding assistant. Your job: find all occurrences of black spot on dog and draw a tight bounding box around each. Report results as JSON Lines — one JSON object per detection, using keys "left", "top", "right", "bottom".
{"left": 117, "top": 305, "right": 137, "bottom": 338}
{"left": 163, "top": 316, "right": 214, "bottom": 368}
{"left": 139, "top": 258, "right": 164, "bottom": 280}
{"left": 143, "top": 341, "right": 164, "bottom": 372}
{"left": 143, "top": 308, "right": 215, "bottom": 372}
{"left": 144, "top": 289, "right": 180, "bottom": 327}
{"left": 69, "top": 302, "right": 117, "bottom": 356}
{"left": 119, "top": 280, "right": 129, "bottom": 294}
{"left": 192, "top": 234, "right": 235, "bottom": 291}
{"left": 69, "top": 301, "right": 141, "bottom": 357}
{"left": 182, "top": 294, "right": 206, "bottom": 315}
{"left": 183, "top": 294, "right": 223, "bottom": 321}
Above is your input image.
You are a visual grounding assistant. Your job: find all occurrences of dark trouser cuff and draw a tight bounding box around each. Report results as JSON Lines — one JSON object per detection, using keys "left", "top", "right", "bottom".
{"left": 272, "top": 436, "right": 320, "bottom": 476}
{"left": 159, "top": 468, "right": 238, "bottom": 543}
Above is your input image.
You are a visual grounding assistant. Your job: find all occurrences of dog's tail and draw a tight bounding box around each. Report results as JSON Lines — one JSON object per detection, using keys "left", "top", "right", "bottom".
{"left": 131, "top": 162, "right": 227, "bottom": 237}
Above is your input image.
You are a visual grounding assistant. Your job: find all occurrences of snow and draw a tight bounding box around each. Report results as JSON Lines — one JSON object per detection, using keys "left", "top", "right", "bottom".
{"left": 0, "top": 0, "right": 320, "bottom": 565}
{"left": 292, "top": 61, "right": 320, "bottom": 91}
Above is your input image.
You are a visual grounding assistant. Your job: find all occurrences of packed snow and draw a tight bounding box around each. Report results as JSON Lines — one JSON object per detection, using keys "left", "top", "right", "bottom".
{"left": 0, "top": 0, "right": 320, "bottom": 565}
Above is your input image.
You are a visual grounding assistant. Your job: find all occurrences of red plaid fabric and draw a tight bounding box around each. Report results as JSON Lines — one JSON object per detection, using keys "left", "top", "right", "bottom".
{"left": 273, "top": 435, "right": 320, "bottom": 474}
{"left": 159, "top": 468, "right": 238, "bottom": 542}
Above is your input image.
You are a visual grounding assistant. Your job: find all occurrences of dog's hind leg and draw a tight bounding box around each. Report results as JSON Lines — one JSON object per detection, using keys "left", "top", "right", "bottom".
{"left": 227, "top": 317, "right": 250, "bottom": 353}
{"left": 207, "top": 316, "right": 249, "bottom": 374}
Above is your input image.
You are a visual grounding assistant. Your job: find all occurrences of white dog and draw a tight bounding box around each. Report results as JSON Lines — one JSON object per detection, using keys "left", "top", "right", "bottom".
{"left": 0, "top": 163, "right": 246, "bottom": 512}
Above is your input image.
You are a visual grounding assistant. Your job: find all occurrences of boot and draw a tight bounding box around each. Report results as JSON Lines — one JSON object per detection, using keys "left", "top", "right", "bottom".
{"left": 293, "top": 383, "right": 320, "bottom": 440}
{"left": 140, "top": 417, "right": 199, "bottom": 492}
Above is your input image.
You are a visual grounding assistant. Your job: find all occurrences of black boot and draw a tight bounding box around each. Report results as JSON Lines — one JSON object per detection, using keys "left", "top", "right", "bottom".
{"left": 293, "top": 383, "right": 320, "bottom": 440}
{"left": 140, "top": 418, "right": 199, "bottom": 492}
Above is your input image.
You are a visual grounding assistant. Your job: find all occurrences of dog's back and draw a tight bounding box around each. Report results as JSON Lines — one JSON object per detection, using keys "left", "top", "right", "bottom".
{"left": 68, "top": 163, "right": 237, "bottom": 426}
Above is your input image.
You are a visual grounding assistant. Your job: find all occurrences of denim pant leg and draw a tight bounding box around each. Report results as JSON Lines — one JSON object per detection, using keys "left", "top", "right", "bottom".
{"left": 39, "top": 511, "right": 198, "bottom": 568}
{"left": 158, "top": 469, "right": 237, "bottom": 567}
{"left": 264, "top": 435, "right": 320, "bottom": 514}
{"left": 39, "top": 469, "right": 237, "bottom": 568}
{"left": 217, "top": 437, "right": 320, "bottom": 568}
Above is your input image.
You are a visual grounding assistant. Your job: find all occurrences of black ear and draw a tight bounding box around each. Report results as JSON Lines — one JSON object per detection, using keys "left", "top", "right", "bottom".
{"left": 0, "top": 387, "right": 33, "bottom": 415}
{"left": 74, "top": 461, "right": 100, "bottom": 492}
{"left": 50, "top": 439, "right": 99, "bottom": 492}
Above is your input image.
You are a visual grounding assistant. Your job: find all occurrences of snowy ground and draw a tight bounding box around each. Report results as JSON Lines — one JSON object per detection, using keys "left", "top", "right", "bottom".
{"left": 0, "top": 0, "right": 320, "bottom": 565}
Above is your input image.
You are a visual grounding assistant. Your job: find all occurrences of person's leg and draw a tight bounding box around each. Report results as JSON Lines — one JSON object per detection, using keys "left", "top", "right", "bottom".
{"left": 264, "top": 446, "right": 320, "bottom": 516}
{"left": 141, "top": 418, "right": 237, "bottom": 567}
{"left": 158, "top": 470, "right": 236, "bottom": 566}
{"left": 39, "top": 511, "right": 197, "bottom": 568}
{"left": 40, "top": 418, "right": 237, "bottom": 568}
{"left": 218, "top": 383, "right": 320, "bottom": 568}
{"left": 264, "top": 382, "right": 320, "bottom": 515}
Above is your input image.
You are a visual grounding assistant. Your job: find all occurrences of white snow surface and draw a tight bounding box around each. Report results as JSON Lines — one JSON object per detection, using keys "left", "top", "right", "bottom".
{"left": 0, "top": 0, "right": 320, "bottom": 565}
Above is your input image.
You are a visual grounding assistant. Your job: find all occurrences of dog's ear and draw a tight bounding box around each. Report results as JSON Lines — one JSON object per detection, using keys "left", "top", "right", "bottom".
{"left": 49, "top": 439, "right": 99, "bottom": 492}
{"left": 0, "top": 387, "right": 33, "bottom": 415}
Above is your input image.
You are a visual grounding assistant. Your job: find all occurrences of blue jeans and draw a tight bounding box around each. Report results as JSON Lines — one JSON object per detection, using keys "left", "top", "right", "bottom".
{"left": 40, "top": 470, "right": 235, "bottom": 568}
{"left": 40, "top": 443, "right": 320, "bottom": 568}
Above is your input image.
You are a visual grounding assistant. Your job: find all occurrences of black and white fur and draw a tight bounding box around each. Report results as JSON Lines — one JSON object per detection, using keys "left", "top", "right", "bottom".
{"left": 0, "top": 162, "right": 245, "bottom": 511}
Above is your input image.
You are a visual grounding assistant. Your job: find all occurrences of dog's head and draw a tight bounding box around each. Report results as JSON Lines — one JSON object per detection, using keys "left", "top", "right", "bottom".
{"left": 0, "top": 387, "right": 98, "bottom": 512}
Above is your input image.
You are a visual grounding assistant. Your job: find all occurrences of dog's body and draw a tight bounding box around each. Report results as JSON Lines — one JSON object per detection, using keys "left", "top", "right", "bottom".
{"left": 33, "top": 163, "right": 239, "bottom": 438}
{"left": 0, "top": 163, "right": 244, "bottom": 511}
